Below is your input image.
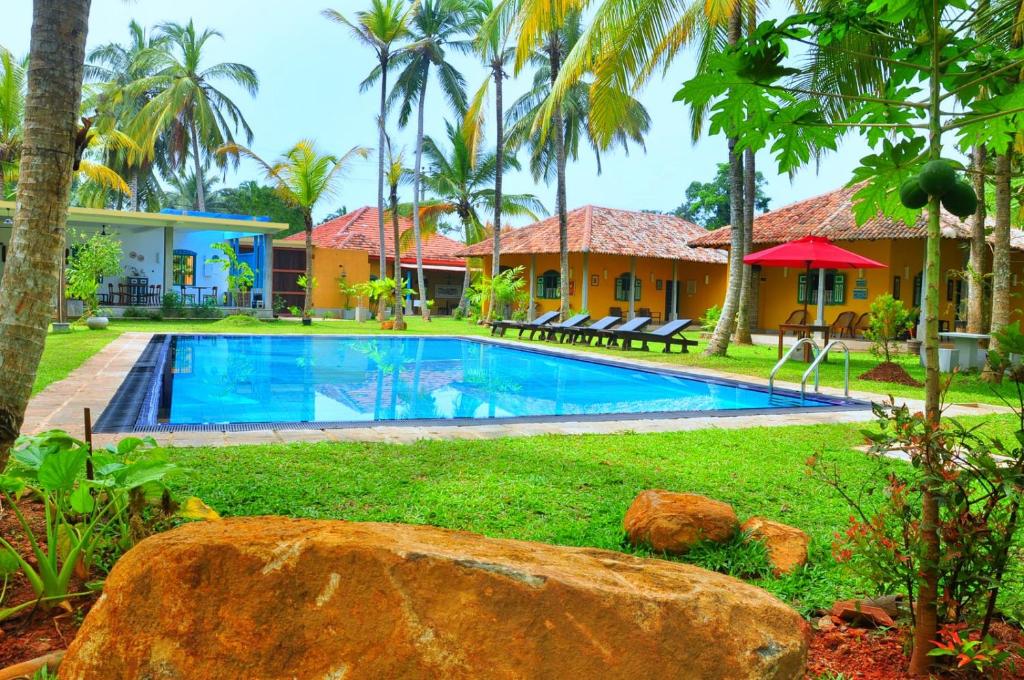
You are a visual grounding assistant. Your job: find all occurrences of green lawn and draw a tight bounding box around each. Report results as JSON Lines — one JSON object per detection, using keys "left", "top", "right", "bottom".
{"left": 164, "top": 416, "right": 1021, "bottom": 618}
{"left": 34, "top": 326, "right": 122, "bottom": 395}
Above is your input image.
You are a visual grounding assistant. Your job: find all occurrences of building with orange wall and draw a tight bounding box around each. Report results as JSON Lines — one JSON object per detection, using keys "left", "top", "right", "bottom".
{"left": 273, "top": 207, "right": 468, "bottom": 314}
{"left": 457, "top": 205, "right": 728, "bottom": 322}
{"left": 689, "top": 186, "right": 1024, "bottom": 332}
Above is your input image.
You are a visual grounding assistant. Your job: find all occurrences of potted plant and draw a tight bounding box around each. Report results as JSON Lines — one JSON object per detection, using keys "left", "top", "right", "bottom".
{"left": 338, "top": 276, "right": 358, "bottom": 320}
{"left": 207, "top": 243, "right": 255, "bottom": 308}
{"left": 356, "top": 277, "right": 412, "bottom": 329}
{"left": 65, "top": 230, "right": 123, "bottom": 330}
{"left": 296, "top": 274, "right": 317, "bottom": 326}
{"left": 272, "top": 295, "right": 288, "bottom": 319}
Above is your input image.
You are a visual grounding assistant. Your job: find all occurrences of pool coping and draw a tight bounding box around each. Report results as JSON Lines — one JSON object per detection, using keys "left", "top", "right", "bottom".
{"left": 25, "top": 331, "right": 1010, "bottom": 447}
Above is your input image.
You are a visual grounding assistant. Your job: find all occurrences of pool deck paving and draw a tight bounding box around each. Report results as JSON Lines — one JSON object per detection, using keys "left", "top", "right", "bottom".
{"left": 23, "top": 331, "right": 1010, "bottom": 448}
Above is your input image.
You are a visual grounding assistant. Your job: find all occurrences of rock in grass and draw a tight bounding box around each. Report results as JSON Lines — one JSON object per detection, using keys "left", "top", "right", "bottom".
{"left": 59, "top": 517, "right": 808, "bottom": 680}
{"left": 741, "top": 517, "right": 810, "bottom": 576}
{"left": 623, "top": 490, "right": 739, "bottom": 554}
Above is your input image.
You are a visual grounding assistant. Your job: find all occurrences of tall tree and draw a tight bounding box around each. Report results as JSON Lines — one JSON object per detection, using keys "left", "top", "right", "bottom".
{"left": 465, "top": 0, "right": 514, "bottom": 319}
{"left": 504, "top": 12, "right": 649, "bottom": 317}
{"left": 130, "top": 20, "right": 258, "bottom": 211}
{"left": 323, "top": 0, "right": 412, "bottom": 295}
{"left": 672, "top": 162, "right": 769, "bottom": 228}
{"left": 0, "top": 0, "right": 93, "bottom": 465}
{"left": 383, "top": 134, "right": 409, "bottom": 330}
{"left": 219, "top": 141, "right": 369, "bottom": 318}
{"left": 421, "top": 120, "right": 544, "bottom": 314}
{"left": 388, "top": 0, "right": 471, "bottom": 319}
{"left": 966, "top": 145, "right": 988, "bottom": 333}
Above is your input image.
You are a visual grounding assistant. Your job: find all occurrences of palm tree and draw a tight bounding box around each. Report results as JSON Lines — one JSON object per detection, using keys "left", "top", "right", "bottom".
{"left": 323, "top": 0, "right": 412, "bottom": 292}
{"left": 85, "top": 20, "right": 168, "bottom": 211}
{"left": 383, "top": 134, "right": 410, "bottom": 330}
{"left": 0, "top": 0, "right": 93, "bottom": 465}
{"left": 504, "top": 12, "right": 649, "bottom": 316}
{"left": 464, "top": 0, "right": 515, "bottom": 317}
{"left": 130, "top": 20, "right": 258, "bottom": 211}
{"left": 421, "top": 120, "right": 544, "bottom": 314}
{"left": 218, "top": 141, "right": 369, "bottom": 318}
{"left": 388, "top": 0, "right": 472, "bottom": 319}
{"left": 162, "top": 169, "right": 224, "bottom": 211}
{"left": 0, "top": 46, "right": 26, "bottom": 195}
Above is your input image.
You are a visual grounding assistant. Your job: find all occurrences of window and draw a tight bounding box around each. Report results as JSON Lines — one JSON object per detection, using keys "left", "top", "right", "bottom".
{"left": 912, "top": 272, "right": 923, "bottom": 307}
{"left": 614, "top": 273, "right": 641, "bottom": 301}
{"left": 172, "top": 250, "right": 196, "bottom": 286}
{"left": 892, "top": 275, "right": 901, "bottom": 300}
{"left": 797, "top": 270, "right": 846, "bottom": 305}
{"left": 535, "top": 270, "right": 560, "bottom": 299}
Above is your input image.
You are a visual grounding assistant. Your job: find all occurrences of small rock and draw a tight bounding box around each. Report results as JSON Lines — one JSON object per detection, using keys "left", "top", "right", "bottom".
{"left": 814, "top": 615, "right": 834, "bottom": 631}
{"left": 741, "top": 517, "right": 810, "bottom": 576}
{"left": 829, "top": 600, "right": 896, "bottom": 628}
{"left": 623, "top": 490, "right": 739, "bottom": 554}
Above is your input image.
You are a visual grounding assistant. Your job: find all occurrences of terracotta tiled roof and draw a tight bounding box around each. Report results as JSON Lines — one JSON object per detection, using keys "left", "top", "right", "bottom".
{"left": 283, "top": 206, "right": 466, "bottom": 265}
{"left": 689, "top": 185, "right": 984, "bottom": 248}
{"left": 456, "top": 205, "right": 727, "bottom": 263}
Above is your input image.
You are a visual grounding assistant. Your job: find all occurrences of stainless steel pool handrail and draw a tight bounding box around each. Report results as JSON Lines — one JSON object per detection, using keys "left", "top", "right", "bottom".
{"left": 768, "top": 337, "right": 820, "bottom": 398}
{"left": 801, "top": 340, "right": 851, "bottom": 401}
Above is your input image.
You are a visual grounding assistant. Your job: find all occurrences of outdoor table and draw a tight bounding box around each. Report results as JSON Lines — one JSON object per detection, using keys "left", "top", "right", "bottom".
{"left": 179, "top": 285, "right": 210, "bottom": 305}
{"left": 777, "top": 323, "right": 831, "bottom": 362}
{"left": 939, "top": 331, "right": 989, "bottom": 371}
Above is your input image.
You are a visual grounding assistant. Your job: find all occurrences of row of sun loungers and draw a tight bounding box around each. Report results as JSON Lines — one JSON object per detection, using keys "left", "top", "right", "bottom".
{"left": 490, "top": 313, "right": 697, "bottom": 354}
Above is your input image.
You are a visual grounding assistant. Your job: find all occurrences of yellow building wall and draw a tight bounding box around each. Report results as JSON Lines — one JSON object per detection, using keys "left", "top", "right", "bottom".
{"left": 479, "top": 253, "right": 727, "bottom": 321}
{"left": 753, "top": 238, "right": 971, "bottom": 330}
{"left": 309, "top": 247, "right": 372, "bottom": 309}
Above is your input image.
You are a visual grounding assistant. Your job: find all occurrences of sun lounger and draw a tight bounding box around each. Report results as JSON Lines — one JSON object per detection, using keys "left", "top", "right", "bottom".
{"left": 491, "top": 310, "right": 559, "bottom": 337}
{"left": 615, "top": 318, "right": 697, "bottom": 353}
{"left": 599, "top": 316, "right": 652, "bottom": 347}
{"left": 537, "top": 313, "right": 591, "bottom": 341}
{"left": 562, "top": 315, "right": 621, "bottom": 345}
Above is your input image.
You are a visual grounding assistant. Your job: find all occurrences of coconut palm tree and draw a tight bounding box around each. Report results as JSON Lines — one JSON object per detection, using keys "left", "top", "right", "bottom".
{"left": 0, "top": 0, "right": 93, "bottom": 465}
{"left": 0, "top": 46, "right": 26, "bottom": 195}
{"left": 85, "top": 20, "right": 169, "bottom": 211}
{"left": 218, "top": 141, "right": 369, "bottom": 318}
{"left": 464, "top": 0, "right": 516, "bottom": 317}
{"left": 387, "top": 0, "right": 473, "bottom": 319}
{"left": 130, "top": 20, "right": 258, "bottom": 211}
{"left": 420, "top": 120, "right": 545, "bottom": 314}
{"left": 504, "top": 12, "right": 649, "bottom": 316}
{"left": 323, "top": 0, "right": 412, "bottom": 288}
{"left": 383, "top": 134, "right": 411, "bottom": 330}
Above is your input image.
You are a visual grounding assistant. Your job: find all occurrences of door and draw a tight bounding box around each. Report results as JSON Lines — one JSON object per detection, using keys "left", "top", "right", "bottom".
{"left": 664, "top": 280, "right": 677, "bottom": 320}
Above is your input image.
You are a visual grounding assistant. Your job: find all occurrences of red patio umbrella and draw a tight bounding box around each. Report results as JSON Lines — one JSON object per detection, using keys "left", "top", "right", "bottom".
{"left": 743, "top": 235, "right": 887, "bottom": 326}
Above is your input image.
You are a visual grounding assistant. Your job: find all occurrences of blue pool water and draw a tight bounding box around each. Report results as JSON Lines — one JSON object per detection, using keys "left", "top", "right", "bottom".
{"left": 159, "top": 335, "right": 847, "bottom": 425}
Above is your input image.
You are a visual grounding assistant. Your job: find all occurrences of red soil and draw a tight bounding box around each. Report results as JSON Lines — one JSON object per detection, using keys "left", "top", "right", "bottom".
{"left": 859, "top": 361, "right": 924, "bottom": 387}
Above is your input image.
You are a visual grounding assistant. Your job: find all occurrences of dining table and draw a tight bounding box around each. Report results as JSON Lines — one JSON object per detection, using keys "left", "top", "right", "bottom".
{"left": 777, "top": 323, "right": 832, "bottom": 362}
{"left": 178, "top": 285, "right": 212, "bottom": 306}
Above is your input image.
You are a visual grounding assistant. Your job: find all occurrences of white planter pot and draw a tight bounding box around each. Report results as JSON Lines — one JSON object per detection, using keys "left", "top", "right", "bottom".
{"left": 51, "top": 322, "right": 71, "bottom": 334}
{"left": 342, "top": 309, "right": 356, "bottom": 321}
{"left": 86, "top": 316, "right": 109, "bottom": 330}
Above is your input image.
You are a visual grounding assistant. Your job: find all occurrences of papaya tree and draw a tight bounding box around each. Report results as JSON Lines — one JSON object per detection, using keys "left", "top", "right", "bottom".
{"left": 675, "top": 0, "right": 1024, "bottom": 673}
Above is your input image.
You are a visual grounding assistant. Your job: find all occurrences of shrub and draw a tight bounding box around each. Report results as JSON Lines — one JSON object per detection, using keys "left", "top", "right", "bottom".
{"left": 121, "top": 306, "right": 148, "bottom": 318}
{"left": 452, "top": 307, "right": 465, "bottom": 321}
{"left": 468, "top": 266, "right": 527, "bottom": 321}
{"left": 161, "top": 292, "right": 186, "bottom": 317}
{"left": 700, "top": 305, "right": 722, "bottom": 331}
{"left": 864, "top": 294, "right": 914, "bottom": 363}
{"left": 65, "top": 230, "right": 123, "bottom": 317}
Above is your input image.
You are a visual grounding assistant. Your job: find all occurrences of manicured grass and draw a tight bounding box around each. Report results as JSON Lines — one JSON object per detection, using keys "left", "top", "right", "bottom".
{"left": 166, "top": 422, "right": 896, "bottom": 615}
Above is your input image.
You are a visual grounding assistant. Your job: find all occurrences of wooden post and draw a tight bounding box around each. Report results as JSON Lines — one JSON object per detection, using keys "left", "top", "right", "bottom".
{"left": 83, "top": 407, "right": 94, "bottom": 481}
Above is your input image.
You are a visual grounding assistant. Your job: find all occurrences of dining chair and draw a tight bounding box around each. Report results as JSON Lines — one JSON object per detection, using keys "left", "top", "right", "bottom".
{"left": 204, "top": 286, "right": 219, "bottom": 305}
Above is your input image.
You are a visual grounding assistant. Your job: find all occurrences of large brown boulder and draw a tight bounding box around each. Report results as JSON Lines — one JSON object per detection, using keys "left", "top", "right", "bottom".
{"left": 623, "top": 490, "right": 739, "bottom": 554}
{"left": 741, "top": 517, "right": 811, "bottom": 576}
{"left": 60, "top": 518, "right": 808, "bottom": 679}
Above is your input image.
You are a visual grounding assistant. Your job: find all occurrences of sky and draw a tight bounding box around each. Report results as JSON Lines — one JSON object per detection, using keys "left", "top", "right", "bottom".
{"left": 3, "top": 0, "right": 876, "bottom": 226}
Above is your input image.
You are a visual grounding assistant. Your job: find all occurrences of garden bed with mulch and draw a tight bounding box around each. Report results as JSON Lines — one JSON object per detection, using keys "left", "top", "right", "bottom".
{"left": 859, "top": 361, "right": 924, "bottom": 387}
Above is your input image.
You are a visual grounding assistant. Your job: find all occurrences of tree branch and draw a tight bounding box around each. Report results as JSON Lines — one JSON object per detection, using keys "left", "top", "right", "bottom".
{"left": 943, "top": 105, "right": 1024, "bottom": 132}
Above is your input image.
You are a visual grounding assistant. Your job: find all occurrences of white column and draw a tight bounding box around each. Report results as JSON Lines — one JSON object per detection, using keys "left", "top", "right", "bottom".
{"left": 162, "top": 226, "right": 174, "bottom": 294}
{"left": 670, "top": 260, "right": 678, "bottom": 321}
{"left": 628, "top": 256, "right": 637, "bottom": 319}
{"left": 815, "top": 268, "right": 826, "bottom": 326}
{"left": 528, "top": 254, "right": 536, "bottom": 321}
{"left": 581, "top": 251, "right": 590, "bottom": 312}
{"left": 262, "top": 234, "right": 273, "bottom": 309}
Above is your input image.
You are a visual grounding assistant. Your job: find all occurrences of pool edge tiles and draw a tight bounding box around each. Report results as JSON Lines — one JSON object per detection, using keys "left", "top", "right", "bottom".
{"left": 92, "top": 333, "right": 870, "bottom": 434}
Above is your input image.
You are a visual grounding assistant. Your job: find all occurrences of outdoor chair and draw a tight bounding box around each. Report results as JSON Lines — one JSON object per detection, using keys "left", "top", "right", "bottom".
{"left": 614, "top": 318, "right": 697, "bottom": 353}
{"left": 638, "top": 307, "right": 661, "bottom": 323}
{"left": 781, "top": 309, "right": 808, "bottom": 333}
{"left": 830, "top": 311, "right": 857, "bottom": 338}
{"left": 853, "top": 312, "right": 872, "bottom": 338}
{"left": 490, "top": 310, "right": 559, "bottom": 337}
{"left": 609, "top": 306, "right": 624, "bottom": 318}
{"left": 563, "top": 315, "right": 622, "bottom": 345}
{"left": 538, "top": 313, "right": 591, "bottom": 342}
{"left": 203, "top": 286, "right": 219, "bottom": 306}
{"left": 601, "top": 316, "right": 652, "bottom": 348}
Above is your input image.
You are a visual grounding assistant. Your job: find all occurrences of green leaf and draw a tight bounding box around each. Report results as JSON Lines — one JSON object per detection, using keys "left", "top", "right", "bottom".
{"left": 117, "top": 460, "right": 178, "bottom": 489}
{"left": 0, "top": 475, "right": 25, "bottom": 495}
{"left": 69, "top": 484, "right": 95, "bottom": 514}
{"left": 37, "top": 449, "right": 88, "bottom": 491}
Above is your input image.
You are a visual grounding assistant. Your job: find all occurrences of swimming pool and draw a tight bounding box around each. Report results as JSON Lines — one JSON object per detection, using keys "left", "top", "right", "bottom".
{"left": 95, "top": 334, "right": 865, "bottom": 432}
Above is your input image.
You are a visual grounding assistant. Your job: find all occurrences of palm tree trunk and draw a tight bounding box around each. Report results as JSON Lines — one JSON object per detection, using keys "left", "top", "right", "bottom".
{"left": 966, "top": 145, "right": 988, "bottom": 333}
{"left": 0, "top": 0, "right": 92, "bottom": 465}
{"left": 129, "top": 167, "right": 140, "bottom": 212}
{"left": 982, "top": 151, "right": 1012, "bottom": 383}
{"left": 377, "top": 53, "right": 389, "bottom": 289}
{"left": 705, "top": 11, "right": 744, "bottom": 357}
{"left": 391, "top": 186, "right": 406, "bottom": 331}
{"left": 303, "top": 210, "right": 314, "bottom": 317}
{"left": 734, "top": 147, "right": 755, "bottom": 343}
{"left": 549, "top": 34, "right": 569, "bottom": 319}
{"left": 412, "top": 76, "right": 429, "bottom": 320}
{"left": 488, "top": 62, "right": 505, "bottom": 320}
{"left": 188, "top": 117, "right": 205, "bottom": 211}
